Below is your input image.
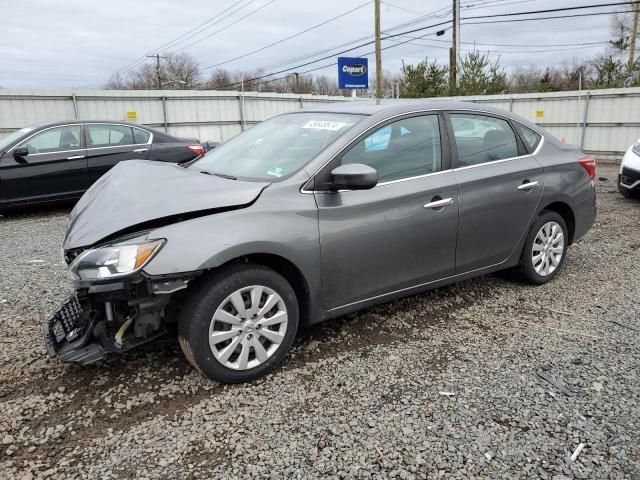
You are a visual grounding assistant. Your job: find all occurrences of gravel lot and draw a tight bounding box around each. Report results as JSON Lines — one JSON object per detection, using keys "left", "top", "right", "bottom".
{"left": 0, "top": 164, "right": 638, "bottom": 479}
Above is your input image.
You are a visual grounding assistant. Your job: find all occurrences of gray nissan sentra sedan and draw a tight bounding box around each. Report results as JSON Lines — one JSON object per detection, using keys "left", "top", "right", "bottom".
{"left": 44, "top": 101, "right": 597, "bottom": 383}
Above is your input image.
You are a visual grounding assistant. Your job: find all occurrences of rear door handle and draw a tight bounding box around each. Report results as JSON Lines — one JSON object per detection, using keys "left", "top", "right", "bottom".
{"left": 132, "top": 148, "right": 149, "bottom": 153}
{"left": 66, "top": 155, "right": 85, "bottom": 160}
{"left": 424, "top": 198, "right": 454, "bottom": 209}
{"left": 518, "top": 181, "right": 539, "bottom": 191}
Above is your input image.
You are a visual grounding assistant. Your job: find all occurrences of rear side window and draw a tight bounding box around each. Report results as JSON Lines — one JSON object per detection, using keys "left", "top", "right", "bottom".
{"left": 133, "top": 128, "right": 151, "bottom": 144}
{"left": 515, "top": 123, "right": 541, "bottom": 152}
{"left": 450, "top": 113, "right": 518, "bottom": 167}
{"left": 87, "top": 125, "right": 135, "bottom": 147}
{"left": 341, "top": 115, "right": 442, "bottom": 183}
{"left": 21, "top": 125, "right": 82, "bottom": 154}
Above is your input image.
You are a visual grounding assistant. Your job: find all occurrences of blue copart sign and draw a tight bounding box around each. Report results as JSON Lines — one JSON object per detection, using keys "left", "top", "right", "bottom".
{"left": 338, "top": 57, "right": 369, "bottom": 89}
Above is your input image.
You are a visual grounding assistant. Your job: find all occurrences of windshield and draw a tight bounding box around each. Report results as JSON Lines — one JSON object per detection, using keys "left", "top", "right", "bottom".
{"left": 191, "top": 112, "right": 363, "bottom": 181}
{"left": 0, "top": 127, "right": 34, "bottom": 152}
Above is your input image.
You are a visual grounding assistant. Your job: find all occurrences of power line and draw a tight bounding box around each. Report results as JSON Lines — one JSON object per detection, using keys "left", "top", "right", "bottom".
{"left": 148, "top": 0, "right": 259, "bottom": 54}
{"left": 172, "top": 0, "right": 278, "bottom": 53}
{"left": 88, "top": 0, "right": 255, "bottom": 87}
{"left": 461, "top": 1, "right": 639, "bottom": 20}
{"left": 91, "top": 0, "right": 278, "bottom": 87}
{"left": 232, "top": 2, "right": 456, "bottom": 72}
{"left": 202, "top": 1, "right": 372, "bottom": 71}
{"left": 403, "top": 39, "right": 610, "bottom": 54}
{"left": 463, "top": 8, "right": 636, "bottom": 25}
{"left": 396, "top": 35, "right": 610, "bottom": 48}
{"left": 252, "top": 0, "right": 505, "bottom": 72}
{"left": 268, "top": 1, "right": 638, "bottom": 75}
{"left": 215, "top": 2, "right": 638, "bottom": 89}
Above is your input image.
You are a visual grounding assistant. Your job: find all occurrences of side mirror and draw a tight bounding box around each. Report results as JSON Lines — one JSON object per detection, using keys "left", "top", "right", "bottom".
{"left": 330, "top": 163, "right": 378, "bottom": 190}
{"left": 13, "top": 146, "right": 29, "bottom": 158}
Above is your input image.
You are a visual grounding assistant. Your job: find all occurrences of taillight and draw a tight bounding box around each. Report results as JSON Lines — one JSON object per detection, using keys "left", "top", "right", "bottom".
{"left": 188, "top": 144, "right": 205, "bottom": 156}
{"left": 579, "top": 157, "right": 596, "bottom": 180}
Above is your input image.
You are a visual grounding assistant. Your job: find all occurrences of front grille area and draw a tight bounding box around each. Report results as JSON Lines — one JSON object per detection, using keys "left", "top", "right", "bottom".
{"left": 64, "top": 247, "right": 85, "bottom": 265}
{"left": 54, "top": 296, "right": 85, "bottom": 340}
{"left": 621, "top": 167, "right": 640, "bottom": 186}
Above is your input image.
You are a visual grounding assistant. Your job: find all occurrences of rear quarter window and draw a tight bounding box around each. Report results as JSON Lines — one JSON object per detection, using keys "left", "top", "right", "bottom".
{"left": 515, "top": 123, "right": 542, "bottom": 152}
{"left": 133, "top": 128, "right": 151, "bottom": 144}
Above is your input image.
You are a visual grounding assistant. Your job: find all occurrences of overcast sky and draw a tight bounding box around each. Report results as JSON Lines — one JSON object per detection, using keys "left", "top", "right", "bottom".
{"left": 0, "top": 0, "right": 624, "bottom": 90}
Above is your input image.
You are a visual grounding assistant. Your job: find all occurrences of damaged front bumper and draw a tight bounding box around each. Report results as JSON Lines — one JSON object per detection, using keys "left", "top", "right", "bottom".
{"left": 43, "top": 275, "right": 194, "bottom": 366}
{"left": 43, "top": 295, "right": 102, "bottom": 365}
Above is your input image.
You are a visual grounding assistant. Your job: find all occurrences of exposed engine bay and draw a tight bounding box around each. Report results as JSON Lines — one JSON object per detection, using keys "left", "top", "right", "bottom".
{"left": 43, "top": 275, "right": 195, "bottom": 365}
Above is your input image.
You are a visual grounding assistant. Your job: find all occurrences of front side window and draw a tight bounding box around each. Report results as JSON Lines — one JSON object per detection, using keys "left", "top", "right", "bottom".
{"left": 192, "top": 113, "right": 363, "bottom": 181}
{"left": 21, "top": 125, "right": 82, "bottom": 154}
{"left": 450, "top": 113, "right": 518, "bottom": 167}
{"left": 87, "top": 125, "right": 135, "bottom": 148}
{"left": 1, "top": 127, "right": 35, "bottom": 152}
{"left": 341, "top": 115, "right": 442, "bottom": 183}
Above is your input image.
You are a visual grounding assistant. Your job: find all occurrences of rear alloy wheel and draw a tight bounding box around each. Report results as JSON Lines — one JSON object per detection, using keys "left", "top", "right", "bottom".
{"left": 179, "top": 265, "right": 298, "bottom": 383}
{"left": 520, "top": 211, "right": 568, "bottom": 285}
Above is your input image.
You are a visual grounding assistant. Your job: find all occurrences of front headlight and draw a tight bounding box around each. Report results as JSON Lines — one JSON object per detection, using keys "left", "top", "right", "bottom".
{"left": 633, "top": 139, "right": 640, "bottom": 156}
{"left": 68, "top": 239, "right": 165, "bottom": 281}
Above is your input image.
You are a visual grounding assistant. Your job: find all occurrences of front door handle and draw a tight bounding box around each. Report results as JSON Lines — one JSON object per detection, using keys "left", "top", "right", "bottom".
{"left": 66, "top": 155, "right": 85, "bottom": 160}
{"left": 424, "top": 197, "right": 454, "bottom": 209}
{"left": 518, "top": 181, "right": 539, "bottom": 191}
{"left": 132, "top": 148, "right": 149, "bottom": 153}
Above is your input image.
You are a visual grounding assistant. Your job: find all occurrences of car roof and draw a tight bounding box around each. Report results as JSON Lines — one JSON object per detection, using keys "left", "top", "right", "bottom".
{"left": 31, "top": 120, "right": 153, "bottom": 129}
{"left": 298, "top": 99, "right": 543, "bottom": 133}
{"left": 299, "top": 99, "right": 511, "bottom": 116}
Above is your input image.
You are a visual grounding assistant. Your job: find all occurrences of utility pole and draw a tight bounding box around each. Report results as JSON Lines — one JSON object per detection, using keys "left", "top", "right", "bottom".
{"left": 449, "top": 0, "right": 460, "bottom": 95}
{"left": 293, "top": 72, "right": 300, "bottom": 93}
{"left": 147, "top": 54, "right": 165, "bottom": 89}
{"left": 374, "top": 0, "right": 382, "bottom": 104}
{"left": 629, "top": 4, "right": 639, "bottom": 73}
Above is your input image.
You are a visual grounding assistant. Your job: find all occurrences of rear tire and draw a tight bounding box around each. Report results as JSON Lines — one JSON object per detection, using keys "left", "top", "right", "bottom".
{"left": 519, "top": 210, "right": 568, "bottom": 285}
{"left": 178, "top": 264, "right": 299, "bottom": 383}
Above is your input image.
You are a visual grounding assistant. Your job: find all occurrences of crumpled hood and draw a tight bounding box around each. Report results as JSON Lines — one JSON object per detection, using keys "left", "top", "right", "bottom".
{"left": 64, "top": 160, "right": 269, "bottom": 249}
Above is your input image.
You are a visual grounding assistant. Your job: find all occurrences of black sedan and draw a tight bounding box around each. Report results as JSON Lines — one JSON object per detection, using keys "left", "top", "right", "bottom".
{"left": 0, "top": 120, "right": 204, "bottom": 211}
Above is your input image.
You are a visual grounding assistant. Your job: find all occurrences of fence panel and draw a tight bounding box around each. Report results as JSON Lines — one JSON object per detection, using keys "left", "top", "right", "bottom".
{"left": 1, "top": 87, "right": 639, "bottom": 158}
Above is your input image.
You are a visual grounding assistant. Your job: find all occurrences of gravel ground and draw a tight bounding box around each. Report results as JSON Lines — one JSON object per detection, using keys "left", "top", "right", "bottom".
{"left": 0, "top": 164, "right": 638, "bottom": 479}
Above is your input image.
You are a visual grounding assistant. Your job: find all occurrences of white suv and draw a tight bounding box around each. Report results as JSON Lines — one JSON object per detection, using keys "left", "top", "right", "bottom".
{"left": 619, "top": 139, "right": 640, "bottom": 198}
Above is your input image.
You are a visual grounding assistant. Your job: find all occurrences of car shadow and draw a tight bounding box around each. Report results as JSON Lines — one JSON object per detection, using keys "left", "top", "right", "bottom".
{"left": 0, "top": 202, "right": 74, "bottom": 219}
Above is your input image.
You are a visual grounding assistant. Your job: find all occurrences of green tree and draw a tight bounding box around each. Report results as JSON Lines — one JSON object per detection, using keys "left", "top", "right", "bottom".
{"left": 457, "top": 51, "right": 507, "bottom": 95}
{"left": 400, "top": 58, "right": 448, "bottom": 98}
{"left": 591, "top": 54, "right": 626, "bottom": 87}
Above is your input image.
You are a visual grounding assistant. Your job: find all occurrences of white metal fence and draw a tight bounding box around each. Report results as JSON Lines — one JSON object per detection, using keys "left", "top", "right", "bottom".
{"left": 1, "top": 87, "right": 639, "bottom": 159}
{"left": 0, "top": 89, "right": 351, "bottom": 143}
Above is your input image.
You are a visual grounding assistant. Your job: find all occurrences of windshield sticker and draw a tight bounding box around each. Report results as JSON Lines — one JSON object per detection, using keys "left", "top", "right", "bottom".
{"left": 267, "top": 167, "right": 287, "bottom": 177}
{"left": 302, "top": 120, "right": 347, "bottom": 131}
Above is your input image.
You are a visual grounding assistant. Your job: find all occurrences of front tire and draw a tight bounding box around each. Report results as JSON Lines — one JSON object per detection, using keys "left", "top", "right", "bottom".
{"left": 519, "top": 210, "right": 568, "bottom": 285}
{"left": 178, "top": 264, "right": 299, "bottom": 383}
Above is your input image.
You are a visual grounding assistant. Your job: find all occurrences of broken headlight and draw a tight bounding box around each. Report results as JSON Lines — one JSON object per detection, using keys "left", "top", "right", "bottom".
{"left": 68, "top": 239, "right": 165, "bottom": 281}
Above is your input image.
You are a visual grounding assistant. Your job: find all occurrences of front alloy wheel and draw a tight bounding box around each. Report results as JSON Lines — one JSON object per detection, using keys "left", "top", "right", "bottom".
{"left": 209, "top": 286, "right": 288, "bottom": 370}
{"left": 179, "top": 265, "right": 299, "bottom": 383}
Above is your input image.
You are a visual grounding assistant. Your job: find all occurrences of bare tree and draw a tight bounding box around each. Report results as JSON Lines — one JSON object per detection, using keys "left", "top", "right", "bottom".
{"left": 313, "top": 75, "right": 340, "bottom": 95}
{"left": 104, "top": 52, "right": 200, "bottom": 89}
{"left": 205, "top": 69, "right": 234, "bottom": 89}
{"left": 164, "top": 52, "right": 200, "bottom": 88}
